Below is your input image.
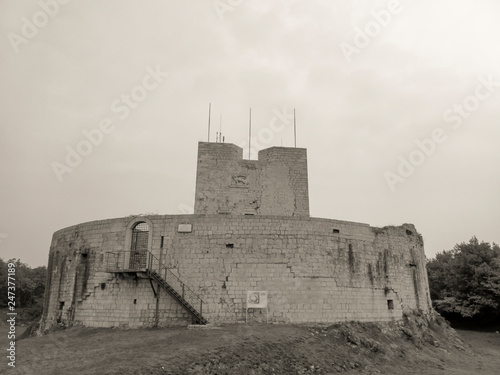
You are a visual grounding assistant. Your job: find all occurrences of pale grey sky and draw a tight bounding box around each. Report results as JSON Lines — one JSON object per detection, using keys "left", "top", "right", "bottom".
{"left": 1, "top": 0, "right": 499, "bottom": 266}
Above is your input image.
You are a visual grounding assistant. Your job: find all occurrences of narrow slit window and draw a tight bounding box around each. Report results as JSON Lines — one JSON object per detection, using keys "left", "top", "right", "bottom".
{"left": 387, "top": 300, "right": 394, "bottom": 310}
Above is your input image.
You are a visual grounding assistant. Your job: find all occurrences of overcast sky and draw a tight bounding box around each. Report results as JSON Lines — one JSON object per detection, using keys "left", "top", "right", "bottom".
{"left": 1, "top": 0, "right": 499, "bottom": 267}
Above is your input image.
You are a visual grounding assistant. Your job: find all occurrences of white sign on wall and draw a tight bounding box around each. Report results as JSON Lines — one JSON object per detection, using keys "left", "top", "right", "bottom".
{"left": 177, "top": 224, "right": 192, "bottom": 233}
{"left": 247, "top": 291, "right": 267, "bottom": 308}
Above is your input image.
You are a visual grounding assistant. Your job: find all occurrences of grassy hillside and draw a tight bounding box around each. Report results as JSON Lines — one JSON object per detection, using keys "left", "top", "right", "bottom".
{"left": 5, "top": 310, "right": 500, "bottom": 375}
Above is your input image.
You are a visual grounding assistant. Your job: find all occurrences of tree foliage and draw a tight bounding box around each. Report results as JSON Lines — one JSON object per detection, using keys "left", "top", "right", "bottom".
{"left": 427, "top": 237, "right": 500, "bottom": 323}
{"left": 0, "top": 258, "right": 47, "bottom": 309}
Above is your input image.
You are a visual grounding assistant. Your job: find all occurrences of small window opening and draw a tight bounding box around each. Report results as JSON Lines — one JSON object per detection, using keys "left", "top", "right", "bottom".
{"left": 226, "top": 244, "right": 234, "bottom": 248}
{"left": 59, "top": 301, "right": 65, "bottom": 310}
{"left": 387, "top": 300, "right": 394, "bottom": 310}
{"left": 81, "top": 253, "right": 88, "bottom": 259}
{"left": 134, "top": 222, "right": 149, "bottom": 232}
{"left": 406, "top": 229, "right": 413, "bottom": 235}
{"left": 133, "top": 299, "right": 137, "bottom": 304}
{"left": 100, "top": 283, "right": 106, "bottom": 290}
{"left": 348, "top": 244, "right": 353, "bottom": 251}
{"left": 333, "top": 229, "right": 340, "bottom": 234}
{"left": 160, "top": 236, "right": 164, "bottom": 248}
{"left": 245, "top": 213, "right": 255, "bottom": 216}
{"left": 226, "top": 276, "right": 229, "bottom": 281}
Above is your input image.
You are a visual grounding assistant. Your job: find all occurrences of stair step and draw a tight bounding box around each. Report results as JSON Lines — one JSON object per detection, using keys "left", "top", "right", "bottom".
{"left": 149, "top": 265, "right": 207, "bottom": 325}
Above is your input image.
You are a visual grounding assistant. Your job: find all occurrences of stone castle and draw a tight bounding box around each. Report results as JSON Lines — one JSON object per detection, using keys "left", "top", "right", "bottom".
{"left": 40, "top": 142, "right": 432, "bottom": 330}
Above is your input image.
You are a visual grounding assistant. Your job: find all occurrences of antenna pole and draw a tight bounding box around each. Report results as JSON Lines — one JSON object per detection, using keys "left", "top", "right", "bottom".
{"left": 294, "top": 108, "right": 297, "bottom": 148}
{"left": 249, "top": 108, "right": 252, "bottom": 159}
{"left": 219, "top": 114, "right": 222, "bottom": 143}
{"left": 208, "top": 103, "right": 211, "bottom": 142}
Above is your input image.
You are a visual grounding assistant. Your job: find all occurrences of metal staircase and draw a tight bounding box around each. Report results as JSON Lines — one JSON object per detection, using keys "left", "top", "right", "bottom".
{"left": 106, "top": 250, "right": 207, "bottom": 325}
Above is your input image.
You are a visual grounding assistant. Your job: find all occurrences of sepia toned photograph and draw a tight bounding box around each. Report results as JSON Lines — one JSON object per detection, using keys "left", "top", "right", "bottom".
{"left": 1, "top": 1, "right": 499, "bottom": 374}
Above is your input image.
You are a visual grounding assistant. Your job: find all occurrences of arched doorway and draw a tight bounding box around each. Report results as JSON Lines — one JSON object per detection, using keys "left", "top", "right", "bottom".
{"left": 129, "top": 222, "right": 149, "bottom": 269}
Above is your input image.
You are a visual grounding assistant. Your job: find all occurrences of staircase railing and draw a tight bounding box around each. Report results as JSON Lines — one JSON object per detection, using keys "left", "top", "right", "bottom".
{"left": 105, "top": 251, "right": 205, "bottom": 323}
{"left": 105, "top": 251, "right": 131, "bottom": 272}
{"left": 146, "top": 252, "right": 204, "bottom": 322}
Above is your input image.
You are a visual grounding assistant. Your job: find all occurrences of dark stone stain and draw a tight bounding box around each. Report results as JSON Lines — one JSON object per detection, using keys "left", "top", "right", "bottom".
{"left": 376, "top": 252, "right": 382, "bottom": 277}
{"left": 383, "top": 249, "right": 389, "bottom": 277}
{"left": 77, "top": 250, "right": 90, "bottom": 299}
{"left": 412, "top": 269, "right": 420, "bottom": 309}
{"left": 410, "top": 248, "right": 420, "bottom": 308}
{"left": 42, "top": 251, "right": 55, "bottom": 320}
{"left": 348, "top": 244, "right": 355, "bottom": 273}
{"left": 367, "top": 263, "right": 374, "bottom": 285}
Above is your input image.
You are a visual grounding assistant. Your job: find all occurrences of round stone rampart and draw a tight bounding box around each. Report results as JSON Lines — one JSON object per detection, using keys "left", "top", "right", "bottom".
{"left": 41, "top": 214, "right": 432, "bottom": 330}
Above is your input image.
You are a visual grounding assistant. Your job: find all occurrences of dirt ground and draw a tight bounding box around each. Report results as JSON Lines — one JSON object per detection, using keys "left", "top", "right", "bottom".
{"left": 2, "top": 311, "right": 500, "bottom": 375}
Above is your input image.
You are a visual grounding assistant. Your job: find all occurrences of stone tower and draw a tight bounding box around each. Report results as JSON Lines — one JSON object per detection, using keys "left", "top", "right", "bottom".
{"left": 194, "top": 142, "right": 309, "bottom": 216}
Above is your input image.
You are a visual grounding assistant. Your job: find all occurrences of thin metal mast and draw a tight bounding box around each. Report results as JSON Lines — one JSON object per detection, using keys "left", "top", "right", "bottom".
{"left": 249, "top": 108, "right": 252, "bottom": 159}
{"left": 294, "top": 108, "right": 297, "bottom": 148}
{"left": 208, "top": 103, "right": 211, "bottom": 142}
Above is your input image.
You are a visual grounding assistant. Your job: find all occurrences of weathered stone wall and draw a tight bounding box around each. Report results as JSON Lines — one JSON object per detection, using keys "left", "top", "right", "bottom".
{"left": 41, "top": 219, "right": 192, "bottom": 330}
{"left": 194, "top": 142, "right": 309, "bottom": 216}
{"left": 41, "top": 215, "right": 432, "bottom": 330}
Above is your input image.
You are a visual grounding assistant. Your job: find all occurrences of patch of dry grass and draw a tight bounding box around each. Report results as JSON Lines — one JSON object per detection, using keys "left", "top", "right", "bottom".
{"left": 6, "top": 311, "right": 500, "bottom": 375}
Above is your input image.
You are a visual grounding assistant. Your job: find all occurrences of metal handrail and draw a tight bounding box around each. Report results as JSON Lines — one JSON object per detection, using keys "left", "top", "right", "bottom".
{"left": 105, "top": 250, "right": 204, "bottom": 321}
{"left": 105, "top": 251, "right": 128, "bottom": 271}
{"left": 148, "top": 251, "right": 203, "bottom": 315}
